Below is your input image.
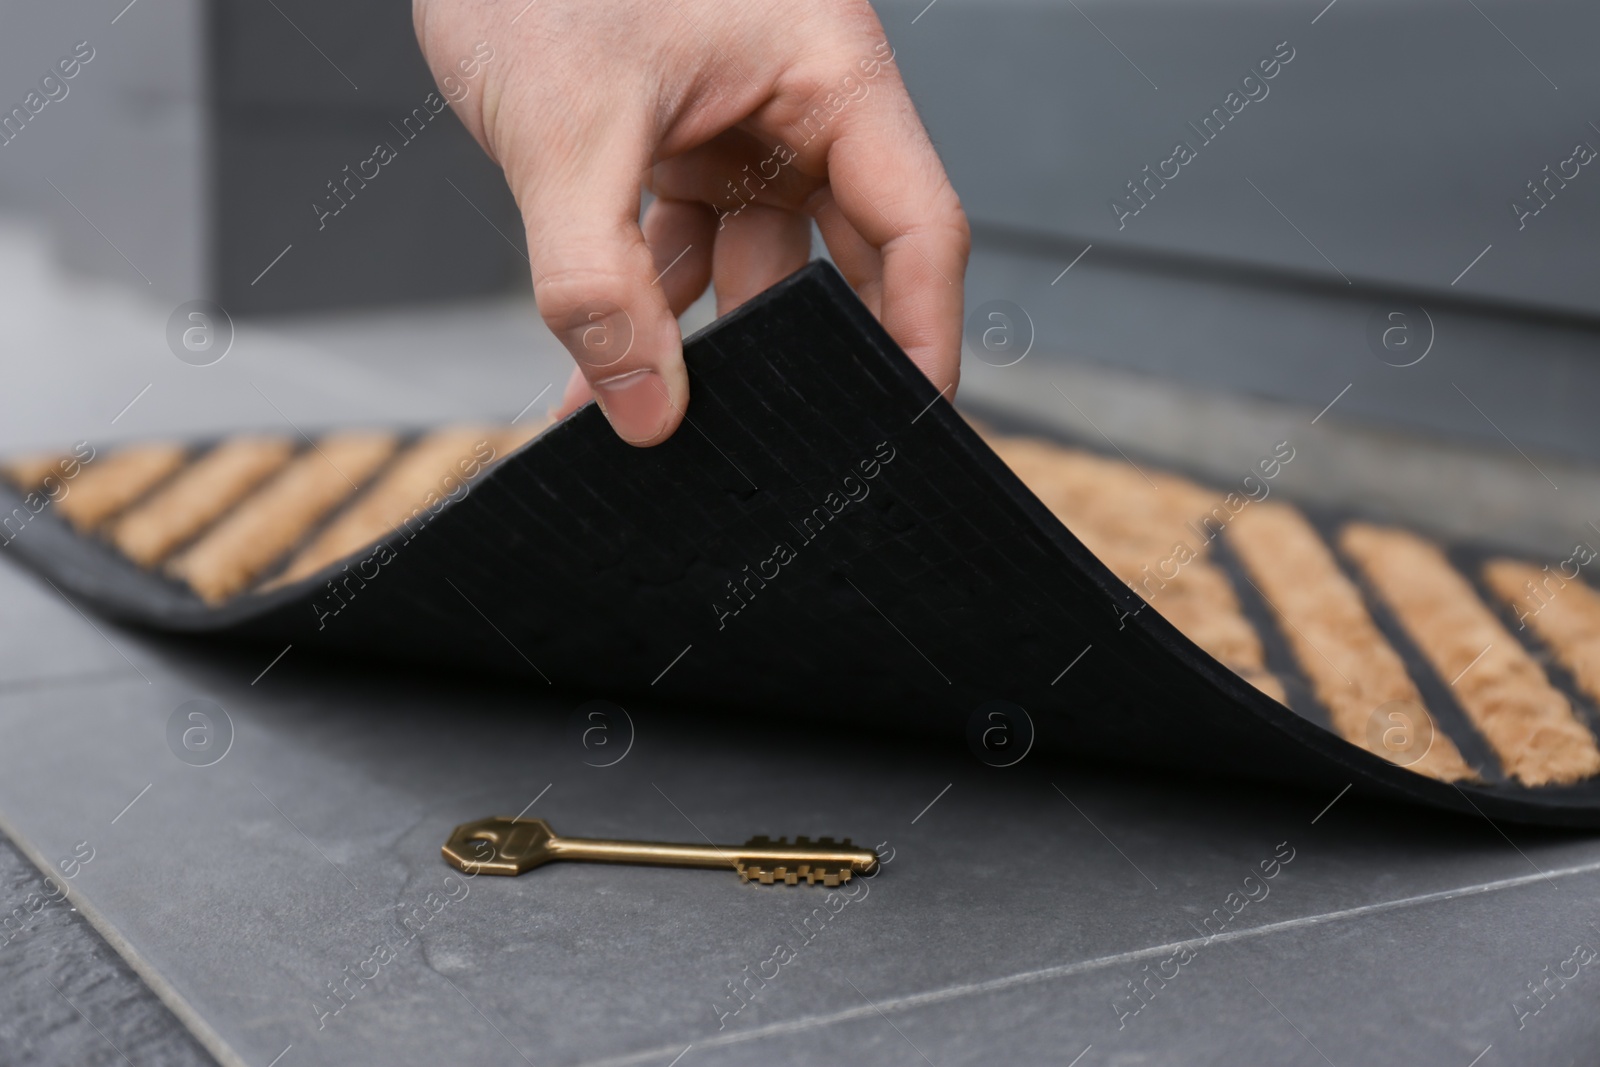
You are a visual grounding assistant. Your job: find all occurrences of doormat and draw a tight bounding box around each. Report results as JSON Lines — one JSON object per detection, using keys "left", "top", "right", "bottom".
{"left": 4, "top": 263, "right": 1599, "bottom": 826}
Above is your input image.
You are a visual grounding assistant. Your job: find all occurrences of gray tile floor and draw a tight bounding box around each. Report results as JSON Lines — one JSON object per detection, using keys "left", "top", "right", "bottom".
{"left": 0, "top": 822, "right": 213, "bottom": 1067}
{"left": 5, "top": 558, "right": 1600, "bottom": 1066}
{"left": 3, "top": 218, "right": 1600, "bottom": 1065}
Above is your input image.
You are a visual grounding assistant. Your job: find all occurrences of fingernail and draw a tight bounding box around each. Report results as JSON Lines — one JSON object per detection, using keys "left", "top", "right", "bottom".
{"left": 592, "top": 369, "right": 670, "bottom": 444}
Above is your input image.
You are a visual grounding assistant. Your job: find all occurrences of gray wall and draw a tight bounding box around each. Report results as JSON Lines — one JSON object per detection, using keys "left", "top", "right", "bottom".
{"left": 0, "top": 0, "right": 207, "bottom": 296}
{"left": 0, "top": 0, "right": 524, "bottom": 311}
{"left": 877, "top": 0, "right": 1600, "bottom": 317}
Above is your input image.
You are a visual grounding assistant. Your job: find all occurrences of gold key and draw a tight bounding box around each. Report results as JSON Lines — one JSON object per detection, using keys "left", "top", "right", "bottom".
{"left": 442, "top": 816, "right": 879, "bottom": 886}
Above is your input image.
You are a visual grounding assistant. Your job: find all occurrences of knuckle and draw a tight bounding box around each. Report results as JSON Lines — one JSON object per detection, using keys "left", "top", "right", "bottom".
{"left": 532, "top": 265, "right": 640, "bottom": 369}
{"left": 532, "top": 264, "right": 631, "bottom": 328}
{"left": 908, "top": 187, "right": 971, "bottom": 262}
{"left": 946, "top": 202, "right": 973, "bottom": 259}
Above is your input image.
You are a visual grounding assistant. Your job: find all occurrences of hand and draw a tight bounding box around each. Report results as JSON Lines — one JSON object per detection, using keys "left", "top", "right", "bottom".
{"left": 414, "top": 0, "right": 969, "bottom": 445}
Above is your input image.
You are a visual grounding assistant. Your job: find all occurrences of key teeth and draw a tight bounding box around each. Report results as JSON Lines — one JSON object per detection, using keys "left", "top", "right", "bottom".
{"left": 734, "top": 858, "right": 855, "bottom": 887}
{"left": 735, "top": 832, "right": 861, "bottom": 887}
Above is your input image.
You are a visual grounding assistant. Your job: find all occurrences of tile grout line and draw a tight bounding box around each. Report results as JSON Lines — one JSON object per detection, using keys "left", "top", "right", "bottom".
{"left": 0, "top": 806, "right": 252, "bottom": 1067}
{"left": 0, "top": 666, "right": 146, "bottom": 698}
{"left": 572, "top": 855, "right": 1600, "bottom": 1067}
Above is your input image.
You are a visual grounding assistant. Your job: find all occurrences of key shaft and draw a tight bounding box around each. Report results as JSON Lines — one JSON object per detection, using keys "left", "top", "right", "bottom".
{"left": 551, "top": 835, "right": 874, "bottom": 871}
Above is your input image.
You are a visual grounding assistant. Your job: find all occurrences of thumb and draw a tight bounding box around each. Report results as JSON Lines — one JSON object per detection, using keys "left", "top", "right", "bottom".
{"left": 516, "top": 127, "right": 685, "bottom": 446}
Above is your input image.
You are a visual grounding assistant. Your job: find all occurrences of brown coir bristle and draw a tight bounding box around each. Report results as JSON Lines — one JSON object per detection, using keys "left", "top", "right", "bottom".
{"left": 109, "top": 436, "right": 295, "bottom": 567}
{"left": 166, "top": 432, "right": 398, "bottom": 604}
{"left": 1230, "top": 504, "right": 1476, "bottom": 782}
{"left": 1343, "top": 524, "right": 1600, "bottom": 787}
{"left": 54, "top": 444, "right": 187, "bottom": 531}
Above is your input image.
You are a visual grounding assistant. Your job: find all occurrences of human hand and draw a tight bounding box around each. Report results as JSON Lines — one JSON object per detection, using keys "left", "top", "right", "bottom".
{"left": 413, "top": 0, "right": 969, "bottom": 445}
